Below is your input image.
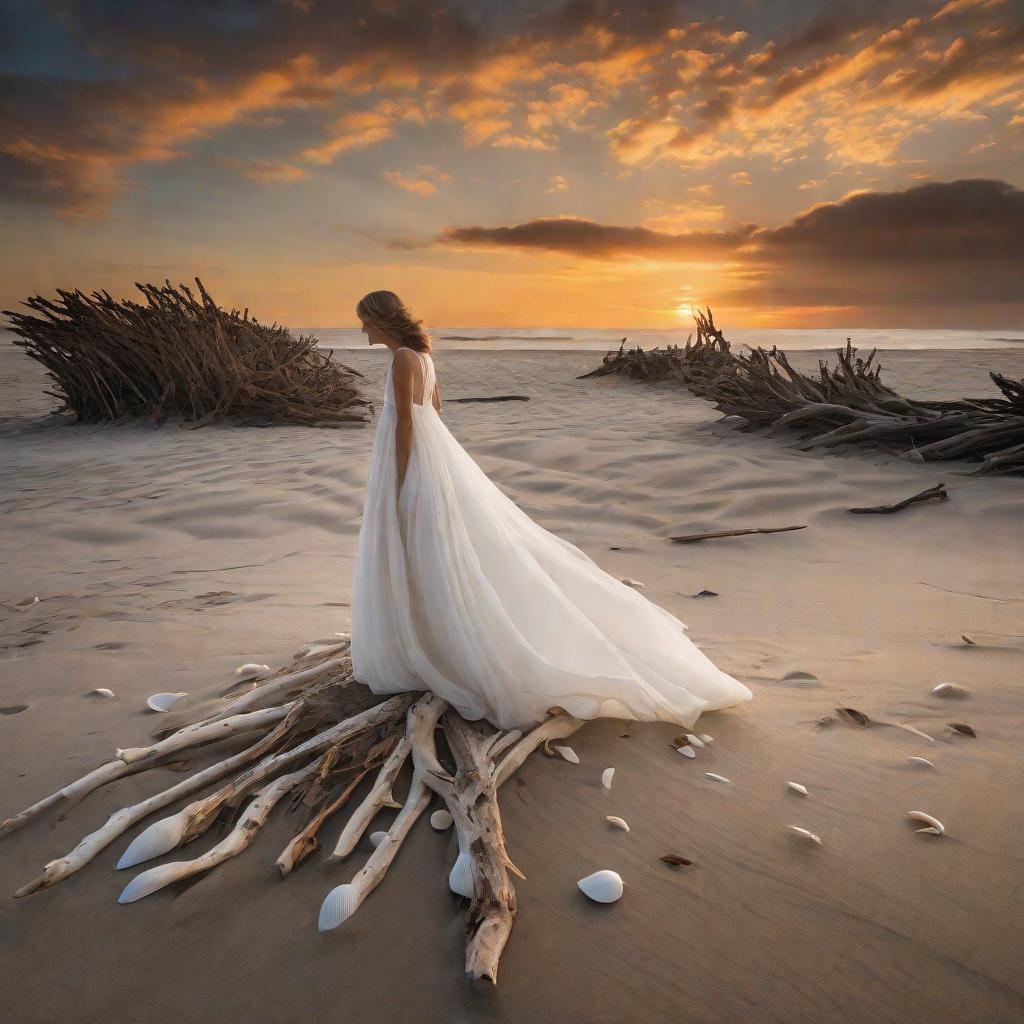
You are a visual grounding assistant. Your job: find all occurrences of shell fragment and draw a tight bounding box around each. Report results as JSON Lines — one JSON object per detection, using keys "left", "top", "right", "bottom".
{"left": 786, "top": 826, "right": 822, "bottom": 845}
{"left": 145, "top": 692, "right": 187, "bottom": 713}
{"left": 907, "top": 810, "right": 945, "bottom": 835}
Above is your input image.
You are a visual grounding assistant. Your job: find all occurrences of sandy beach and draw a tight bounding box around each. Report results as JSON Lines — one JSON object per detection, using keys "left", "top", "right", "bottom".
{"left": 2, "top": 343, "right": 1023, "bottom": 1024}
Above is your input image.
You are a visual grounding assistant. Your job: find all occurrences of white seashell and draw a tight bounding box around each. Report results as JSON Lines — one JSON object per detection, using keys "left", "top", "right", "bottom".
{"left": 32, "top": 596, "right": 39, "bottom": 604}
{"left": 89, "top": 688, "right": 115, "bottom": 699}
{"left": 907, "top": 756, "right": 935, "bottom": 768}
{"left": 601, "top": 768, "right": 615, "bottom": 790}
{"left": 786, "top": 826, "right": 822, "bottom": 845}
{"left": 146, "top": 692, "right": 187, "bottom": 713}
{"left": 907, "top": 810, "right": 945, "bottom": 835}
{"left": 553, "top": 745, "right": 580, "bottom": 764}
{"left": 685, "top": 734, "right": 705, "bottom": 748}
{"left": 931, "top": 682, "right": 969, "bottom": 698}
{"left": 577, "top": 869, "right": 624, "bottom": 904}
{"left": 429, "top": 810, "right": 453, "bottom": 831}
{"left": 117, "top": 864, "right": 182, "bottom": 904}
{"left": 620, "top": 578, "right": 645, "bottom": 589}
{"left": 698, "top": 734, "right": 714, "bottom": 744}
{"left": 677, "top": 745, "right": 696, "bottom": 758}
{"left": 704, "top": 772, "right": 730, "bottom": 783}
{"left": 333, "top": 631, "right": 351, "bottom": 639}
{"left": 369, "top": 830, "right": 388, "bottom": 848}
{"left": 787, "top": 782, "right": 808, "bottom": 796}
{"left": 235, "top": 663, "right": 270, "bottom": 678}
{"left": 448, "top": 850, "right": 474, "bottom": 898}
{"left": 318, "top": 883, "right": 359, "bottom": 931}
{"left": 606, "top": 816, "right": 630, "bottom": 832}
{"left": 117, "top": 811, "right": 189, "bottom": 868}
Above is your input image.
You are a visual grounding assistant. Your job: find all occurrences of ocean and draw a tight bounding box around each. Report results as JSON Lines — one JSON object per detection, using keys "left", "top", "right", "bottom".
{"left": 296, "top": 326, "right": 1024, "bottom": 352}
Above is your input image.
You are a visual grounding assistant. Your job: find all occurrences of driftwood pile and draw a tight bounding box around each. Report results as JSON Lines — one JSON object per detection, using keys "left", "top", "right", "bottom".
{"left": 581, "top": 310, "right": 1024, "bottom": 474}
{"left": 4, "top": 279, "right": 371, "bottom": 427}
{"left": 4, "top": 637, "right": 582, "bottom": 983}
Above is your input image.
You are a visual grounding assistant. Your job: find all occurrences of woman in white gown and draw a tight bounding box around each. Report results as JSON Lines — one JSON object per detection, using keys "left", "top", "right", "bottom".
{"left": 350, "top": 291, "right": 753, "bottom": 732}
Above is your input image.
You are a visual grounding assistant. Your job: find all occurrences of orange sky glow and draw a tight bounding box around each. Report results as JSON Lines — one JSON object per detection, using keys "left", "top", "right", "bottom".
{"left": 2, "top": 1, "right": 1022, "bottom": 330}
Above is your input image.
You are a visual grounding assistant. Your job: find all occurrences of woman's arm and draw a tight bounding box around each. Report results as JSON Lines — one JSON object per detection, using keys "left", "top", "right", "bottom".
{"left": 432, "top": 379, "right": 442, "bottom": 413}
{"left": 391, "top": 350, "right": 417, "bottom": 492}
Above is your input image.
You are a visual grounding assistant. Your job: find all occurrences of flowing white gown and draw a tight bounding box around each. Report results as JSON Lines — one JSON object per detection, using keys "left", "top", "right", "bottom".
{"left": 351, "top": 350, "right": 753, "bottom": 731}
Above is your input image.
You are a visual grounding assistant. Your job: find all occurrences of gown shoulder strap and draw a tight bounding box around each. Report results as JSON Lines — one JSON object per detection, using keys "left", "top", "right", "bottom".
{"left": 415, "top": 350, "right": 434, "bottom": 405}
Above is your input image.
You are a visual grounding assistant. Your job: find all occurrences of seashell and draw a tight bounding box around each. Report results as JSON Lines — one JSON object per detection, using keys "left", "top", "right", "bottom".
{"left": 786, "top": 826, "right": 822, "bottom": 845}
{"left": 698, "top": 734, "right": 713, "bottom": 744}
{"left": 932, "top": 682, "right": 969, "bottom": 698}
{"left": 947, "top": 722, "right": 976, "bottom": 737}
{"left": 677, "top": 745, "right": 696, "bottom": 758}
{"left": 235, "top": 663, "right": 270, "bottom": 678}
{"left": 787, "top": 782, "right": 808, "bottom": 796}
{"left": 577, "top": 869, "right": 624, "bottom": 904}
{"left": 685, "top": 734, "right": 706, "bottom": 748}
{"left": 907, "top": 810, "right": 944, "bottom": 835}
{"left": 146, "top": 692, "right": 187, "bottom": 713}
{"left": 553, "top": 745, "right": 580, "bottom": 764}
{"left": 318, "top": 883, "right": 359, "bottom": 931}
{"left": 601, "top": 768, "right": 615, "bottom": 790}
{"left": 32, "top": 596, "right": 39, "bottom": 604}
{"left": 369, "top": 830, "right": 388, "bottom": 848}
{"left": 620, "top": 578, "right": 645, "bottom": 589}
{"left": 660, "top": 853, "right": 693, "bottom": 867}
{"left": 836, "top": 707, "right": 870, "bottom": 727}
{"left": 117, "top": 811, "right": 188, "bottom": 868}
{"left": 89, "top": 688, "right": 115, "bottom": 699}
{"left": 606, "top": 816, "right": 630, "bottom": 832}
{"left": 907, "top": 756, "right": 935, "bottom": 768}
{"left": 429, "top": 810, "right": 453, "bottom": 831}
{"left": 448, "top": 850, "right": 474, "bottom": 898}
{"left": 704, "top": 772, "right": 731, "bottom": 783}
{"left": 694, "top": 589, "right": 718, "bottom": 597}
{"left": 117, "top": 864, "right": 182, "bottom": 904}
{"left": 961, "top": 633, "right": 976, "bottom": 646}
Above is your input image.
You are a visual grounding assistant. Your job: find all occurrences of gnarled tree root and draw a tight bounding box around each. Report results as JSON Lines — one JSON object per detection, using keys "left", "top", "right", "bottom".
{"left": 4, "top": 637, "right": 583, "bottom": 983}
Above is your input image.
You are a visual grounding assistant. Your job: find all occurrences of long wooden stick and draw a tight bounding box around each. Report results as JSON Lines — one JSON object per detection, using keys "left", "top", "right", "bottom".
{"left": 670, "top": 525, "right": 807, "bottom": 543}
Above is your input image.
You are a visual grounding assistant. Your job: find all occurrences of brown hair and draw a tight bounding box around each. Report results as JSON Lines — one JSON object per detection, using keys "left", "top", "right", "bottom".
{"left": 355, "top": 290, "right": 431, "bottom": 352}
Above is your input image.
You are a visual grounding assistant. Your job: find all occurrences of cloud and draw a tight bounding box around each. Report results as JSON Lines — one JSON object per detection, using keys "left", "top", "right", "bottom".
{"left": 2, "top": 0, "right": 1023, "bottom": 218}
{"left": 221, "top": 158, "right": 306, "bottom": 183}
{"left": 383, "top": 170, "right": 439, "bottom": 196}
{"left": 436, "top": 179, "right": 1024, "bottom": 315}
{"left": 438, "top": 216, "right": 757, "bottom": 259}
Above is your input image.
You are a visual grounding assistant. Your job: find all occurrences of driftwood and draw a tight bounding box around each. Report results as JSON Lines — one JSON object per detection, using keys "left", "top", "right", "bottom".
{"left": 4, "top": 279, "right": 372, "bottom": 428}
{"left": 848, "top": 483, "right": 949, "bottom": 515}
{"left": 449, "top": 395, "right": 530, "bottom": 403}
{"left": 3, "top": 637, "right": 582, "bottom": 983}
{"left": 670, "top": 525, "right": 807, "bottom": 543}
{"left": 581, "top": 309, "right": 1024, "bottom": 474}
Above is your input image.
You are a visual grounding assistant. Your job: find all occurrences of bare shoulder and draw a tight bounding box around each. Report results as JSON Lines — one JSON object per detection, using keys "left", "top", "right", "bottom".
{"left": 391, "top": 347, "right": 419, "bottom": 376}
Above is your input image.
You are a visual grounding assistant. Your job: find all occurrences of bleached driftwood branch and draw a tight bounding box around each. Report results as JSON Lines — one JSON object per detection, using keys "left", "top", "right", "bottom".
{"left": 5, "top": 638, "right": 583, "bottom": 984}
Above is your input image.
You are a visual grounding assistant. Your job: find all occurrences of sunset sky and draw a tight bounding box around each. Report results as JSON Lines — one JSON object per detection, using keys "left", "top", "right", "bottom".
{"left": 2, "top": 0, "right": 1023, "bottom": 329}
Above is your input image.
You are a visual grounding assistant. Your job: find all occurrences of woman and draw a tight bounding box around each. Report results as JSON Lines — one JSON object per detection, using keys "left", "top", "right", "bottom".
{"left": 350, "top": 290, "right": 753, "bottom": 731}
